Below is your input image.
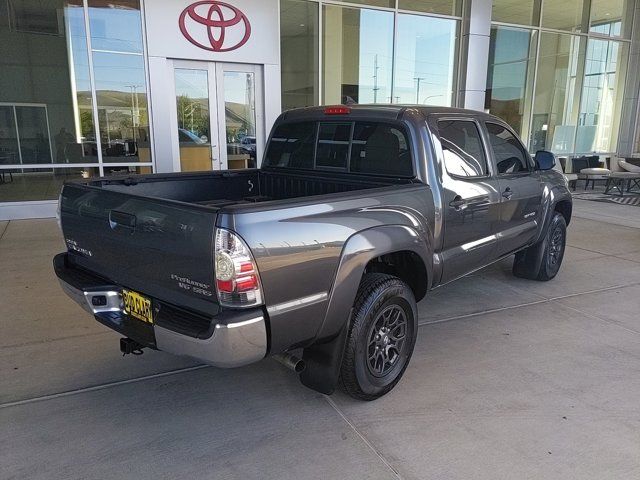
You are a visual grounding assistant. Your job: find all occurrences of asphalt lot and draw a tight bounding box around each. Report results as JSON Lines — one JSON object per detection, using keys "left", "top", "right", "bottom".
{"left": 2, "top": 197, "right": 640, "bottom": 479}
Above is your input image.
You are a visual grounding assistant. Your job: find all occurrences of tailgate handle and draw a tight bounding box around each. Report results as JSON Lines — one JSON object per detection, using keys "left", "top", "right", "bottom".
{"left": 109, "top": 210, "right": 136, "bottom": 231}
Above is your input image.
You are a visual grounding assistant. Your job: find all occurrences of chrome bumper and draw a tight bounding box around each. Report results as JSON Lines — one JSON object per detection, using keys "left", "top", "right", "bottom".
{"left": 58, "top": 278, "right": 267, "bottom": 368}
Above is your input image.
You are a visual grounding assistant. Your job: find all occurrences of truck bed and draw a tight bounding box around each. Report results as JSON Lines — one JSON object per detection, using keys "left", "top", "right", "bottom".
{"left": 91, "top": 168, "right": 411, "bottom": 208}
{"left": 59, "top": 167, "right": 420, "bottom": 321}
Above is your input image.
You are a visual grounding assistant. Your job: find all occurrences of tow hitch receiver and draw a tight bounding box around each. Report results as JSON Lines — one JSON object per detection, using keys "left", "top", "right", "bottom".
{"left": 120, "top": 338, "right": 145, "bottom": 356}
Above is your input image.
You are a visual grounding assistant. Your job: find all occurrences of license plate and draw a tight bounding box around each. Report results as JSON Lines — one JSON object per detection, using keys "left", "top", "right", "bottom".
{"left": 122, "top": 289, "right": 153, "bottom": 324}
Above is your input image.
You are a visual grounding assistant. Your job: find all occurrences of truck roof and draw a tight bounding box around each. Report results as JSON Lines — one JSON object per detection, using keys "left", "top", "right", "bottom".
{"left": 280, "top": 104, "right": 499, "bottom": 123}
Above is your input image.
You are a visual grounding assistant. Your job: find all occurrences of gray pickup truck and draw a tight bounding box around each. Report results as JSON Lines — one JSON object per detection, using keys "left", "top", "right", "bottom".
{"left": 55, "top": 105, "right": 572, "bottom": 400}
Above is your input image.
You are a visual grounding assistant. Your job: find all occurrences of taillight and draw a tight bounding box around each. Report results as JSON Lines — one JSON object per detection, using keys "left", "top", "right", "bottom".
{"left": 214, "top": 228, "right": 263, "bottom": 307}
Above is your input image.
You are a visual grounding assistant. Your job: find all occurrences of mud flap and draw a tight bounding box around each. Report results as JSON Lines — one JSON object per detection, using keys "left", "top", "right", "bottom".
{"left": 299, "top": 311, "right": 351, "bottom": 395}
{"left": 512, "top": 232, "right": 549, "bottom": 280}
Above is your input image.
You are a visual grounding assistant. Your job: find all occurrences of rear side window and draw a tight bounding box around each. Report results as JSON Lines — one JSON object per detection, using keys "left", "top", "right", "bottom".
{"left": 486, "top": 122, "right": 531, "bottom": 174}
{"left": 264, "top": 121, "right": 315, "bottom": 169}
{"left": 437, "top": 120, "right": 488, "bottom": 177}
{"left": 316, "top": 123, "right": 351, "bottom": 169}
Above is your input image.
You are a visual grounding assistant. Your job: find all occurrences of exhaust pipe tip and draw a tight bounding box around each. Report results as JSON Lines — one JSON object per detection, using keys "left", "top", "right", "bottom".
{"left": 273, "top": 352, "right": 306, "bottom": 373}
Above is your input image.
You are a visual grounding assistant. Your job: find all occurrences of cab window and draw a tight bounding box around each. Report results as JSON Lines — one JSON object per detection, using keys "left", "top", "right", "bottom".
{"left": 264, "top": 120, "right": 414, "bottom": 177}
{"left": 437, "top": 120, "right": 488, "bottom": 177}
{"left": 486, "top": 122, "right": 531, "bottom": 174}
{"left": 316, "top": 122, "right": 351, "bottom": 169}
{"left": 350, "top": 123, "right": 412, "bottom": 176}
{"left": 263, "top": 121, "right": 315, "bottom": 169}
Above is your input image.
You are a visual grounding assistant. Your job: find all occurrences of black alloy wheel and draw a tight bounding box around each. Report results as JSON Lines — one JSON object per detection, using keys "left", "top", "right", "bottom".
{"left": 339, "top": 273, "right": 418, "bottom": 400}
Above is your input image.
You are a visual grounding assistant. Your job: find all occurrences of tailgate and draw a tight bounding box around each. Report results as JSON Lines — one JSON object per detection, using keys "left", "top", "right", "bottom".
{"left": 60, "top": 183, "right": 220, "bottom": 316}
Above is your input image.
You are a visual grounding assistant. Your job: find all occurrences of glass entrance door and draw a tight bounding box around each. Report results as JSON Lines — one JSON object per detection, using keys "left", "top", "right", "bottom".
{"left": 172, "top": 61, "right": 263, "bottom": 172}
{"left": 173, "top": 62, "right": 217, "bottom": 172}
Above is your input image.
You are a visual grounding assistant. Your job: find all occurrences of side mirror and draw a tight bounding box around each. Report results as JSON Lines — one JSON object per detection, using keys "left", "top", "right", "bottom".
{"left": 535, "top": 150, "right": 555, "bottom": 171}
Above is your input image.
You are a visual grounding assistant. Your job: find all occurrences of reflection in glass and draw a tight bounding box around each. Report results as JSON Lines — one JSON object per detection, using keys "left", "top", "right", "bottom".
{"left": 87, "top": 0, "right": 143, "bottom": 53}
{"left": 399, "top": 0, "right": 461, "bottom": 16}
{"left": 485, "top": 27, "right": 537, "bottom": 138}
{"left": 280, "top": 0, "right": 319, "bottom": 110}
{"left": 486, "top": 123, "right": 531, "bottom": 173}
{"left": 15, "top": 107, "right": 52, "bottom": 164}
{"left": 576, "top": 39, "right": 628, "bottom": 152}
{"left": 0, "top": 0, "right": 98, "bottom": 166}
{"left": 92, "top": 52, "right": 150, "bottom": 163}
{"left": 66, "top": 2, "right": 99, "bottom": 163}
{"left": 334, "top": 0, "right": 394, "bottom": 7}
{"left": 590, "top": 0, "right": 629, "bottom": 38}
{"left": 491, "top": 0, "right": 540, "bottom": 26}
{"left": 322, "top": 5, "right": 393, "bottom": 104}
{"left": 175, "top": 68, "right": 212, "bottom": 172}
{"left": 438, "top": 120, "right": 488, "bottom": 177}
{"left": 541, "top": 0, "right": 585, "bottom": 32}
{"left": 530, "top": 33, "right": 583, "bottom": 153}
{"left": 394, "top": 14, "right": 457, "bottom": 106}
{"left": 103, "top": 165, "right": 152, "bottom": 175}
{"left": 223, "top": 72, "right": 257, "bottom": 169}
{"left": 316, "top": 123, "right": 351, "bottom": 169}
{"left": 263, "top": 122, "right": 316, "bottom": 169}
{"left": 0, "top": 107, "right": 20, "bottom": 165}
{"left": 0, "top": 167, "right": 99, "bottom": 202}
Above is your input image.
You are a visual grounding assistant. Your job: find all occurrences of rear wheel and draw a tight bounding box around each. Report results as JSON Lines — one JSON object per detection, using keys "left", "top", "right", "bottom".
{"left": 339, "top": 273, "right": 418, "bottom": 400}
{"left": 513, "top": 212, "right": 567, "bottom": 281}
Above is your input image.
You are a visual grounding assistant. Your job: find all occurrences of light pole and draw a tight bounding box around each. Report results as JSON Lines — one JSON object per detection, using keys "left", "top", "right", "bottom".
{"left": 373, "top": 54, "right": 380, "bottom": 103}
{"left": 423, "top": 94, "right": 444, "bottom": 104}
{"left": 126, "top": 84, "right": 140, "bottom": 143}
{"left": 414, "top": 77, "right": 425, "bottom": 104}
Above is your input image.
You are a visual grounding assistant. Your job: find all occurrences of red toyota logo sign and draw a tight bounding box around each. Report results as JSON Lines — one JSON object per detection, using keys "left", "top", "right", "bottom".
{"left": 179, "top": 1, "right": 251, "bottom": 52}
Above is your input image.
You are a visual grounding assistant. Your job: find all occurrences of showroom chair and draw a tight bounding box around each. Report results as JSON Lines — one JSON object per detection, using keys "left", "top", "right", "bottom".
{"left": 620, "top": 160, "right": 640, "bottom": 174}
{"left": 574, "top": 155, "right": 611, "bottom": 190}
{"left": 605, "top": 160, "right": 640, "bottom": 195}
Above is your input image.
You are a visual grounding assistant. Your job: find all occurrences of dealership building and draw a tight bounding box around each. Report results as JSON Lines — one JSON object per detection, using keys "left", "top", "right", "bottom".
{"left": 1, "top": 0, "right": 639, "bottom": 219}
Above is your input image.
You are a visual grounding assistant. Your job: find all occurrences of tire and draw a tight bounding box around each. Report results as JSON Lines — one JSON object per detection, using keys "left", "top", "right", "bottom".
{"left": 512, "top": 212, "right": 567, "bottom": 281}
{"left": 338, "top": 273, "right": 418, "bottom": 401}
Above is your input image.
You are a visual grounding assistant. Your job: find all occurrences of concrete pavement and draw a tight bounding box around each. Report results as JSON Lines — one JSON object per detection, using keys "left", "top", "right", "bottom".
{"left": 1, "top": 198, "right": 640, "bottom": 479}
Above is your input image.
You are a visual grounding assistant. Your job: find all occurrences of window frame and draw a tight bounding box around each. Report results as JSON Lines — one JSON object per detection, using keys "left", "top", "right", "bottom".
{"left": 484, "top": 120, "right": 535, "bottom": 176}
{"left": 435, "top": 116, "right": 493, "bottom": 180}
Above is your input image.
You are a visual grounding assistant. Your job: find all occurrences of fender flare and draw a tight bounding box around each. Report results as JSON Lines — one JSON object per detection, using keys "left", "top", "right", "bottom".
{"left": 315, "top": 224, "right": 432, "bottom": 343}
{"left": 299, "top": 224, "right": 432, "bottom": 395}
{"left": 535, "top": 185, "right": 573, "bottom": 244}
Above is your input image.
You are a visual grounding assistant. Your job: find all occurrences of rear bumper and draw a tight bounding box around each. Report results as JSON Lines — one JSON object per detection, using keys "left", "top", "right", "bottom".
{"left": 54, "top": 253, "right": 267, "bottom": 368}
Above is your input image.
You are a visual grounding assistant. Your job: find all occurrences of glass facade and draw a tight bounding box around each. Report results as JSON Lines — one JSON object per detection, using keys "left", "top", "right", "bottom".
{"left": 492, "top": 0, "right": 540, "bottom": 26}
{"left": 394, "top": 14, "right": 458, "bottom": 106}
{"left": 530, "top": 33, "right": 583, "bottom": 154}
{"left": 488, "top": 0, "right": 632, "bottom": 156}
{"left": 280, "top": 0, "right": 320, "bottom": 109}
{"left": 322, "top": 5, "right": 394, "bottom": 104}
{"left": 280, "top": 0, "right": 461, "bottom": 110}
{"left": 485, "top": 27, "right": 537, "bottom": 137}
{"left": 1, "top": 0, "right": 638, "bottom": 214}
{"left": 577, "top": 39, "right": 628, "bottom": 152}
{"left": 0, "top": 0, "right": 150, "bottom": 203}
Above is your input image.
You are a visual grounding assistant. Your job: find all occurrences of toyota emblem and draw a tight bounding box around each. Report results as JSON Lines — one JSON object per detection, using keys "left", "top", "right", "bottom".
{"left": 179, "top": 1, "right": 251, "bottom": 52}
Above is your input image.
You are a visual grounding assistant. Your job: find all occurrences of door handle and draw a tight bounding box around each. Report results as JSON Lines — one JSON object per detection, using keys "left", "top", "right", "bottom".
{"left": 109, "top": 210, "right": 136, "bottom": 232}
{"left": 502, "top": 187, "right": 513, "bottom": 199}
{"left": 449, "top": 196, "right": 468, "bottom": 211}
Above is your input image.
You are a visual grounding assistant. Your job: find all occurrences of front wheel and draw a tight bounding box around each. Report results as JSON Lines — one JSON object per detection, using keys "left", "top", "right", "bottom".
{"left": 513, "top": 212, "right": 567, "bottom": 281}
{"left": 339, "top": 273, "right": 418, "bottom": 401}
